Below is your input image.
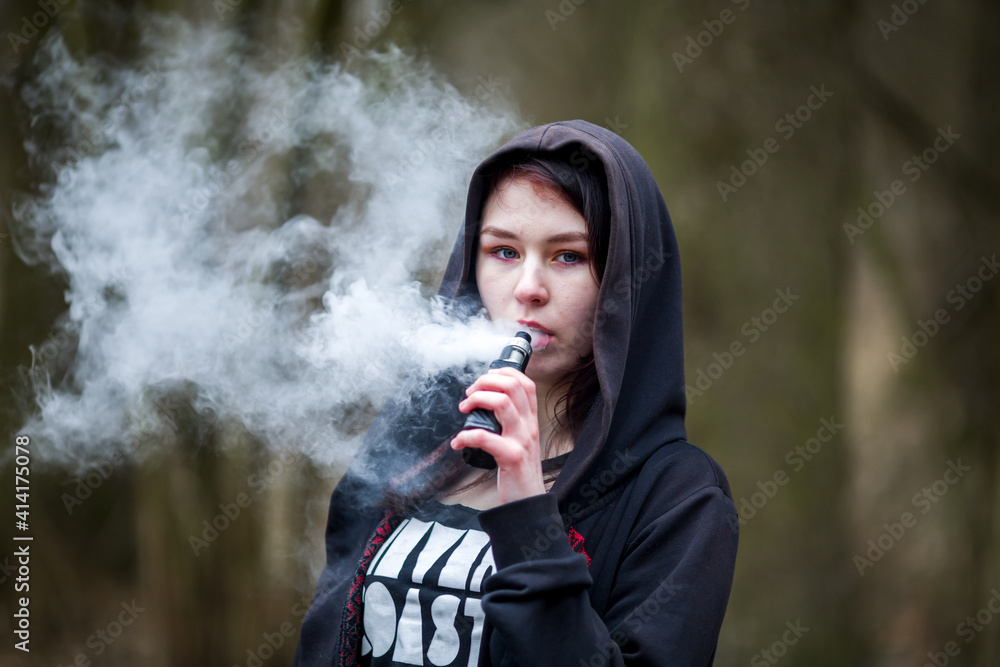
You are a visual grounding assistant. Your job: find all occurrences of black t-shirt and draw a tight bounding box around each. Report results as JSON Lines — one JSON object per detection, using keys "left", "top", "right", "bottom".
{"left": 359, "top": 500, "right": 492, "bottom": 667}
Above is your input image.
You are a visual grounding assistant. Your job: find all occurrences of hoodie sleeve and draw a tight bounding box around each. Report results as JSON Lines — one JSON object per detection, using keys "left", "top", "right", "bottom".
{"left": 477, "top": 486, "right": 737, "bottom": 666}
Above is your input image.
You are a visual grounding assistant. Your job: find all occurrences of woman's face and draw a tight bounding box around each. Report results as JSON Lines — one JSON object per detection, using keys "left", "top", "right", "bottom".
{"left": 475, "top": 176, "right": 601, "bottom": 388}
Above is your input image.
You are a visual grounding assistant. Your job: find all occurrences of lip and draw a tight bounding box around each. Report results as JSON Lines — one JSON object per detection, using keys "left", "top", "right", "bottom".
{"left": 517, "top": 320, "right": 554, "bottom": 349}
{"left": 517, "top": 320, "right": 552, "bottom": 335}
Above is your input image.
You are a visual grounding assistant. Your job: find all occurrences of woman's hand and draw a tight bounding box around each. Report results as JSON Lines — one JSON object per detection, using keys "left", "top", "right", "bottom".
{"left": 450, "top": 366, "right": 546, "bottom": 504}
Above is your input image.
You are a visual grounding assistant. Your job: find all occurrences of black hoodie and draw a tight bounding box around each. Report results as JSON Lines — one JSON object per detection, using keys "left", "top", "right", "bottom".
{"left": 295, "top": 120, "right": 738, "bottom": 666}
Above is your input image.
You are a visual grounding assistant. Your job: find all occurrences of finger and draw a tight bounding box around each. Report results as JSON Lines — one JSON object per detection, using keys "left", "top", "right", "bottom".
{"left": 490, "top": 366, "right": 526, "bottom": 378}
{"left": 465, "top": 371, "right": 519, "bottom": 395}
{"left": 450, "top": 427, "right": 505, "bottom": 454}
{"left": 451, "top": 428, "right": 532, "bottom": 470}
{"left": 489, "top": 367, "right": 537, "bottom": 402}
{"left": 482, "top": 365, "right": 534, "bottom": 388}
{"left": 465, "top": 372, "right": 535, "bottom": 412}
{"left": 459, "top": 396, "right": 538, "bottom": 454}
{"left": 458, "top": 390, "right": 518, "bottom": 421}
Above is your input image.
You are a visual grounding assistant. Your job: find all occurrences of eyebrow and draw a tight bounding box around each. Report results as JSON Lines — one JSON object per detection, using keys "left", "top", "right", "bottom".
{"left": 480, "top": 226, "right": 588, "bottom": 245}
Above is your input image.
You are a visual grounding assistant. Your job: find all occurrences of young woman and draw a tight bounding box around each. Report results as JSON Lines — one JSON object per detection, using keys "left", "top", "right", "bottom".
{"left": 295, "top": 120, "right": 738, "bottom": 666}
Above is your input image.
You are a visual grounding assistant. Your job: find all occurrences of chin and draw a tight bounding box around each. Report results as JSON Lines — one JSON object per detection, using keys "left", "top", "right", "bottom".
{"left": 527, "top": 358, "right": 574, "bottom": 384}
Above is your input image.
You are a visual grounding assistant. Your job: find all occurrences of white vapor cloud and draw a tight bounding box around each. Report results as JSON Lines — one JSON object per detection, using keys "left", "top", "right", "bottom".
{"left": 10, "top": 16, "right": 522, "bottom": 474}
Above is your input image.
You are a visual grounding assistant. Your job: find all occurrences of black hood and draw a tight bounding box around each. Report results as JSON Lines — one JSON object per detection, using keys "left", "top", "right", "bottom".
{"left": 438, "top": 119, "right": 686, "bottom": 515}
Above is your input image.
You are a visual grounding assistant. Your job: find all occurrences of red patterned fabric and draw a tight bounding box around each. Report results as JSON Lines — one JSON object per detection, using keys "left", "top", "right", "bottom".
{"left": 567, "top": 527, "right": 590, "bottom": 567}
{"left": 336, "top": 511, "right": 401, "bottom": 667}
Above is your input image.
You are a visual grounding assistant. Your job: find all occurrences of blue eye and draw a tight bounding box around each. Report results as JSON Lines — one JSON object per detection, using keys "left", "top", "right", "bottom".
{"left": 557, "top": 251, "right": 585, "bottom": 264}
{"left": 491, "top": 247, "right": 519, "bottom": 260}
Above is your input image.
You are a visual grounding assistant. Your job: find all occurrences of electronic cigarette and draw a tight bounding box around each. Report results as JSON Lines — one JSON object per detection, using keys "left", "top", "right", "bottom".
{"left": 461, "top": 331, "right": 533, "bottom": 469}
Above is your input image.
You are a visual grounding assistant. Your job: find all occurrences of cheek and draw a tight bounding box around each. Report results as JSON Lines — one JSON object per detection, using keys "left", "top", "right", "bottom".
{"left": 559, "top": 281, "right": 600, "bottom": 352}
{"left": 475, "top": 257, "right": 504, "bottom": 313}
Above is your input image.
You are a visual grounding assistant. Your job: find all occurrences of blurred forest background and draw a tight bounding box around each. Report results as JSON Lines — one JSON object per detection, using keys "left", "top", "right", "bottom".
{"left": 1, "top": 0, "right": 998, "bottom": 666}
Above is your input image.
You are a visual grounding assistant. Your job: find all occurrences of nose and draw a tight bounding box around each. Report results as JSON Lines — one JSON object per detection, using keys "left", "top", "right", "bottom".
{"left": 513, "top": 260, "right": 549, "bottom": 305}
